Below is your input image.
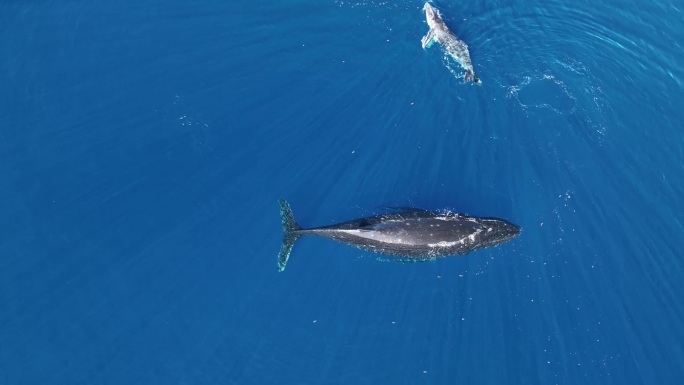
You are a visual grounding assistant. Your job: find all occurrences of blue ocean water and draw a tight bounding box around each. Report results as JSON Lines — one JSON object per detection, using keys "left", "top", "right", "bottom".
{"left": 1, "top": 0, "right": 683, "bottom": 383}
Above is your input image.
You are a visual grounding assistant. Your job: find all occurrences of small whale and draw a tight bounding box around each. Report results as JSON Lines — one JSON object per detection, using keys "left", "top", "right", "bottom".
{"left": 277, "top": 200, "right": 520, "bottom": 271}
{"left": 422, "top": 2, "right": 481, "bottom": 84}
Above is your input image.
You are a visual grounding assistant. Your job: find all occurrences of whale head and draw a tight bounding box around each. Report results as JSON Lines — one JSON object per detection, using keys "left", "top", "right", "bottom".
{"left": 423, "top": 3, "right": 441, "bottom": 29}
{"left": 478, "top": 218, "right": 521, "bottom": 248}
{"left": 423, "top": 2, "right": 436, "bottom": 14}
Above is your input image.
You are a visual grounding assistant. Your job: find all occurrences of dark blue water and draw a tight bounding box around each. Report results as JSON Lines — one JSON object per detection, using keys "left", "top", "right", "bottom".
{"left": 2, "top": 0, "right": 683, "bottom": 384}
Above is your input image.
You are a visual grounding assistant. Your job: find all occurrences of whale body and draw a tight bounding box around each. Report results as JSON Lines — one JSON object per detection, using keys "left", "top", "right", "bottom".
{"left": 277, "top": 200, "right": 520, "bottom": 271}
{"left": 422, "top": 2, "right": 481, "bottom": 84}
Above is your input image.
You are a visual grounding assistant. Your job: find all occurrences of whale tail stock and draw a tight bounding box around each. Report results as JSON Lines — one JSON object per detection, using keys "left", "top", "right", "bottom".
{"left": 278, "top": 200, "right": 302, "bottom": 272}
{"left": 465, "top": 70, "right": 481, "bottom": 85}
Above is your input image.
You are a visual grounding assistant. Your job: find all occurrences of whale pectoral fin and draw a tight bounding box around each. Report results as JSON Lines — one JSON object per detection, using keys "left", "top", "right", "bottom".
{"left": 421, "top": 29, "right": 435, "bottom": 49}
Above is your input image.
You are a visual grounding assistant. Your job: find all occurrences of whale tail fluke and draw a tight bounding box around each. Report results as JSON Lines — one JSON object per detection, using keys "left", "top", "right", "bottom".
{"left": 278, "top": 200, "right": 302, "bottom": 272}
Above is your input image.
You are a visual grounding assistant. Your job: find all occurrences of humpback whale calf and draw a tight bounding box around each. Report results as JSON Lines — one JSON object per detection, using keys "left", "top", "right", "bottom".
{"left": 277, "top": 200, "right": 520, "bottom": 271}
{"left": 422, "top": 2, "right": 481, "bottom": 84}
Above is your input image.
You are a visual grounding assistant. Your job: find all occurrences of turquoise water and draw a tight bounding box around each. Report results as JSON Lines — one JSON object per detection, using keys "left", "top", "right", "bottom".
{"left": 1, "top": 0, "right": 683, "bottom": 384}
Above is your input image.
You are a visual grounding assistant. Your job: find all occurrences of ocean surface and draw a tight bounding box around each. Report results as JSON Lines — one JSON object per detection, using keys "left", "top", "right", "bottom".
{"left": 1, "top": 0, "right": 683, "bottom": 384}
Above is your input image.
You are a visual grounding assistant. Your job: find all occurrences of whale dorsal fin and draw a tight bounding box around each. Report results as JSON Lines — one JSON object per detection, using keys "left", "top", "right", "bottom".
{"left": 383, "top": 206, "right": 435, "bottom": 215}
{"left": 421, "top": 29, "right": 436, "bottom": 49}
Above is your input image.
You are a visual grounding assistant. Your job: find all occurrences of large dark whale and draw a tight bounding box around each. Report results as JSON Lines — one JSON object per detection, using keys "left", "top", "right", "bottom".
{"left": 422, "top": 2, "right": 481, "bottom": 84}
{"left": 277, "top": 200, "right": 520, "bottom": 271}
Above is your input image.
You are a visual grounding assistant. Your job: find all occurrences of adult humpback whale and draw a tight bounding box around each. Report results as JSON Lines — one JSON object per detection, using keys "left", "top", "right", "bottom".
{"left": 422, "top": 2, "right": 481, "bottom": 84}
{"left": 277, "top": 200, "right": 520, "bottom": 271}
